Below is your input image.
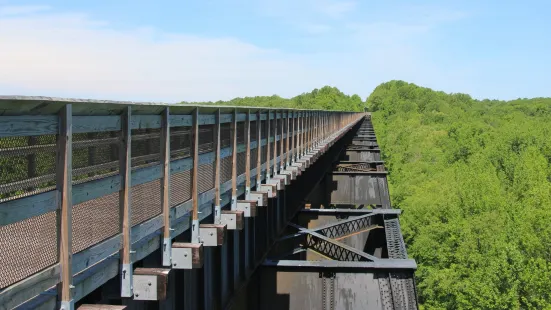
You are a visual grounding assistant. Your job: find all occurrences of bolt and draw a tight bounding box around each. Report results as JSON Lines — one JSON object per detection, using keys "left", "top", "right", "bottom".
{"left": 173, "top": 263, "right": 177, "bottom": 266}
{"left": 148, "top": 282, "right": 152, "bottom": 286}
{"left": 135, "top": 294, "right": 139, "bottom": 297}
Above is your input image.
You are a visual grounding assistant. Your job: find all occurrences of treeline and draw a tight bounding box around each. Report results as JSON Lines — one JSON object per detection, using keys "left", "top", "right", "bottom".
{"left": 182, "top": 86, "right": 365, "bottom": 111}
{"left": 368, "top": 81, "right": 551, "bottom": 309}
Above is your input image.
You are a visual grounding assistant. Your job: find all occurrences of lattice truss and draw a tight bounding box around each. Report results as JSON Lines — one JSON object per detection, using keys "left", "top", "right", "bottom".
{"left": 270, "top": 214, "right": 385, "bottom": 262}
{"left": 377, "top": 218, "right": 418, "bottom": 310}
{"left": 347, "top": 144, "right": 377, "bottom": 150}
{"left": 335, "top": 163, "right": 378, "bottom": 173}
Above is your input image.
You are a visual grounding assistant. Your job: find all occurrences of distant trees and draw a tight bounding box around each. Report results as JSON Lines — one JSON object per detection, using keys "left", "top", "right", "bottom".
{"left": 368, "top": 80, "right": 551, "bottom": 310}
{"left": 182, "top": 86, "right": 366, "bottom": 112}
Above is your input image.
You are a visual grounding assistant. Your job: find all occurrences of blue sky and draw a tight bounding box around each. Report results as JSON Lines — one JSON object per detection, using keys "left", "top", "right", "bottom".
{"left": 0, "top": 0, "right": 549, "bottom": 102}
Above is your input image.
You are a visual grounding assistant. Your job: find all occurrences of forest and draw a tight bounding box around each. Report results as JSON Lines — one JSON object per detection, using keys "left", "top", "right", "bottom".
{"left": 183, "top": 85, "right": 366, "bottom": 111}
{"left": 369, "top": 81, "right": 551, "bottom": 310}
{"left": 194, "top": 81, "right": 551, "bottom": 309}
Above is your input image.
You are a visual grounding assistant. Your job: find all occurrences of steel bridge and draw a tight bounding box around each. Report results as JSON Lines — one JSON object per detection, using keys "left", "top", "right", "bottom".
{"left": 0, "top": 97, "right": 417, "bottom": 309}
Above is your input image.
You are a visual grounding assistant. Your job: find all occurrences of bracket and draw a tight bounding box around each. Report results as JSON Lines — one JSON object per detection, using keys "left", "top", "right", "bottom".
{"left": 221, "top": 210, "right": 244, "bottom": 230}
{"left": 133, "top": 268, "right": 171, "bottom": 301}
{"left": 237, "top": 200, "right": 258, "bottom": 217}
{"left": 199, "top": 223, "right": 227, "bottom": 246}
{"left": 259, "top": 184, "right": 277, "bottom": 198}
{"left": 266, "top": 177, "right": 284, "bottom": 191}
{"left": 171, "top": 243, "right": 203, "bottom": 269}
{"left": 248, "top": 191, "right": 268, "bottom": 207}
{"left": 273, "top": 174, "right": 290, "bottom": 186}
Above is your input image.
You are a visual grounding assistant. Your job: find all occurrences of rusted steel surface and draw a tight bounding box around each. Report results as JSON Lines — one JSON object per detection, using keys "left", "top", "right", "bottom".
{"left": 329, "top": 172, "right": 391, "bottom": 208}
{"left": 257, "top": 117, "right": 418, "bottom": 310}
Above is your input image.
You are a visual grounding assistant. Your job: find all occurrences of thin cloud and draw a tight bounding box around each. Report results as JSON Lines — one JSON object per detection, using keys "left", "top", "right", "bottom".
{"left": 0, "top": 4, "right": 475, "bottom": 102}
{"left": 302, "top": 23, "right": 332, "bottom": 34}
{"left": 0, "top": 7, "right": 327, "bottom": 102}
{"left": 0, "top": 5, "right": 50, "bottom": 16}
{"left": 315, "top": 0, "right": 357, "bottom": 19}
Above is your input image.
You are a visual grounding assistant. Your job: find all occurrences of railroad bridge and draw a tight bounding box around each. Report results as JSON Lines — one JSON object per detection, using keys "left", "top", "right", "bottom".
{"left": 0, "top": 97, "right": 417, "bottom": 310}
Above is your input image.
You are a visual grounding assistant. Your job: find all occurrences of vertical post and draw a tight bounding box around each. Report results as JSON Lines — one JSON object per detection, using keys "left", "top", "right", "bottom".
{"left": 231, "top": 109, "right": 238, "bottom": 209}
{"left": 279, "top": 111, "right": 284, "bottom": 172}
{"left": 300, "top": 110, "right": 304, "bottom": 157}
{"left": 256, "top": 111, "right": 262, "bottom": 189}
{"left": 266, "top": 111, "right": 271, "bottom": 181}
{"left": 161, "top": 108, "right": 171, "bottom": 267}
{"left": 305, "top": 111, "right": 309, "bottom": 153}
{"left": 120, "top": 106, "right": 132, "bottom": 298}
{"left": 273, "top": 111, "right": 278, "bottom": 177}
{"left": 245, "top": 110, "right": 251, "bottom": 197}
{"left": 291, "top": 111, "right": 295, "bottom": 164}
{"left": 191, "top": 108, "right": 200, "bottom": 244}
{"left": 315, "top": 111, "right": 319, "bottom": 146}
{"left": 214, "top": 109, "right": 221, "bottom": 223}
{"left": 298, "top": 111, "right": 302, "bottom": 160}
{"left": 308, "top": 111, "right": 312, "bottom": 152}
{"left": 57, "top": 104, "right": 73, "bottom": 310}
{"left": 285, "top": 110, "right": 290, "bottom": 168}
{"left": 302, "top": 111, "right": 306, "bottom": 156}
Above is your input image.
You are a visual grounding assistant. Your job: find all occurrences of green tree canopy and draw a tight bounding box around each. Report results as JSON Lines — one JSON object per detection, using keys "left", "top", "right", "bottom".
{"left": 369, "top": 80, "right": 551, "bottom": 310}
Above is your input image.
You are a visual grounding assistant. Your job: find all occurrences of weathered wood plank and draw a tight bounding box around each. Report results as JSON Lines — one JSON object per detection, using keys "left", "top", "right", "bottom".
{"left": 73, "top": 257, "right": 119, "bottom": 302}
{"left": 119, "top": 106, "right": 133, "bottom": 298}
{"left": 0, "top": 264, "right": 60, "bottom": 310}
{"left": 245, "top": 110, "right": 251, "bottom": 197}
{"left": 73, "top": 234, "right": 122, "bottom": 274}
{"left": 214, "top": 109, "right": 221, "bottom": 223}
{"left": 231, "top": 110, "right": 238, "bottom": 209}
{"left": 169, "top": 114, "right": 192, "bottom": 127}
{"left": 191, "top": 108, "right": 200, "bottom": 243}
{"left": 256, "top": 111, "right": 262, "bottom": 188}
{"left": 73, "top": 116, "right": 121, "bottom": 133}
{"left": 73, "top": 174, "right": 121, "bottom": 206}
{"left": 56, "top": 104, "right": 73, "bottom": 307}
{"left": 0, "top": 191, "right": 56, "bottom": 226}
{"left": 161, "top": 108, "right": 171, "bottom": 266}
{"left": 0, "top": 115, "right": 57, "bottom": 136}
{"left": 130, "top": 115, "right": 161, "bottom": 129}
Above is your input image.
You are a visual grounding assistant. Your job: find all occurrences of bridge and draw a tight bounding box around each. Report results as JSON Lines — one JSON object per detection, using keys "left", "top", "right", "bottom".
{"left": 0, "top": 97, "right": 417, "bottom": 309}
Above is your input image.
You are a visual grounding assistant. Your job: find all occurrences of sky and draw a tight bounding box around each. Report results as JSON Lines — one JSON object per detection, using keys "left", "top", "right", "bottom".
{"left": 0, "top": 0, "right": 550, "bottom": 102}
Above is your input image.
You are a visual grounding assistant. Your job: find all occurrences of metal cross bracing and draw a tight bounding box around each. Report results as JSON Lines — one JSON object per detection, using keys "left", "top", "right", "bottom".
{"left": 334, "top": 161, "right": 384, "bottom": 173}
{"left": 260, "top": 117, "right": 419, "bottom": 310}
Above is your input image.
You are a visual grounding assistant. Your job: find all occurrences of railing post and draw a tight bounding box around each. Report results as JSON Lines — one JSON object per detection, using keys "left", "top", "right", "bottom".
{"left": 279, "top": 110, "right": 284, "bottom": 172}
{"left": 273, "top": 111, "right": 278, "bottom": 176}
{"left": 266, "top": 111, "right": 271, "bottom": 181}
{"left": 285, "top": 110, "right": 290, "bottom": 168}
{"left": 161, "top": 107, "right": 172, "bottom": 267}
{"left": 120, "top": 106, "right": 132, "bottom": 298}
{"left": 57, "top": 104, "right": 73, "bottom": 310}
{"left": 295, "top": 111, "right": 304, "bottom": 160}
{"left": 245, "top": 109, "right": 251, "bottom": 197}
{"left": 214, "top": 109, "right": 221, "bottom": 223}
{"left": 291, "top": 111, "right": 296, "bottom": 164}
{"left": 191, "top": 108, "right": 201, "bottom": 244}
{"left": 299, "top": 109, "right": 306, "bottom": 157}
{"left": 308, "top": 111, "right": 312, "bottom": 152}
{"left": 231, "top": 109, "right": 238, "bottom": 209}
{"left": 256, "top": 110, "right": 262, "bottom": 189}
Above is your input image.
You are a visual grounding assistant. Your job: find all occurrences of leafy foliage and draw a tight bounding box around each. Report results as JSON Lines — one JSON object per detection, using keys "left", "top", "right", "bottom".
{"left": 368, "top": 80, "right": 551, "bottom": 309}
{"left": 183, "top": 85, "right": 366, "bottom": 111}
